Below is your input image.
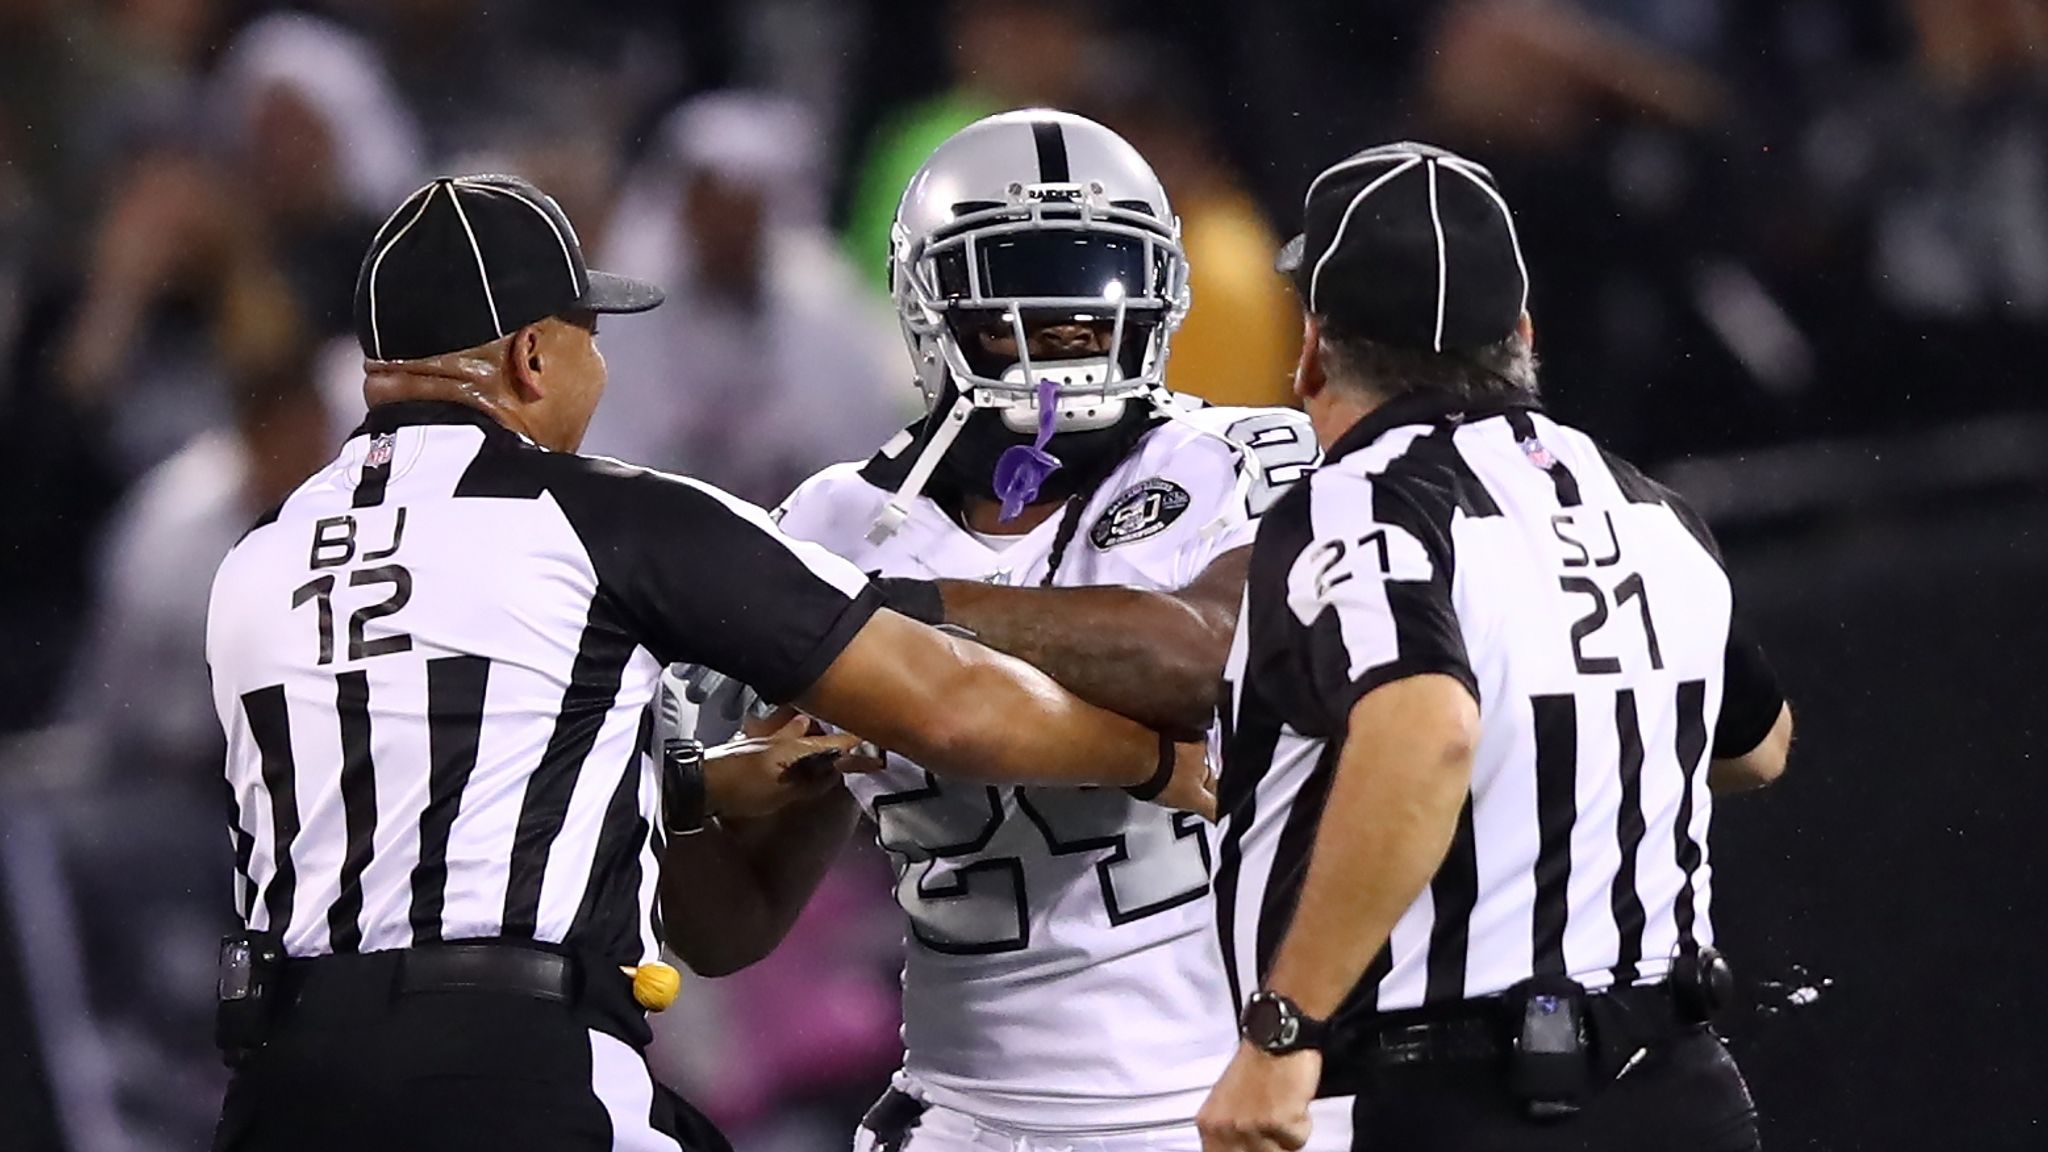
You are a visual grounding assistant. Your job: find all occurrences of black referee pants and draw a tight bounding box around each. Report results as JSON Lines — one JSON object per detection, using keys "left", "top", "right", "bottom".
{"left": 213, "top": 951, "right": 725, "bottom": 1152}
{"left": 1338, "top": 1025, "right": 1759, "bottom": 1152}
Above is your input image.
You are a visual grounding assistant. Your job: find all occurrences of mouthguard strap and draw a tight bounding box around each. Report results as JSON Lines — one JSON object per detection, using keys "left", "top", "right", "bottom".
{"left": 991, "top": 376, "right": 1065, "bottom": 522}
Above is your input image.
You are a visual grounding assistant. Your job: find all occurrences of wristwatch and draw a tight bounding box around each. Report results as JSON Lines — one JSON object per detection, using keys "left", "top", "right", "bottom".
{"left": 661, "top": 738, "right": 710, "bottom": 836}
{"left": 1240, "top": 991, "right": 1328, "bottom": 1054}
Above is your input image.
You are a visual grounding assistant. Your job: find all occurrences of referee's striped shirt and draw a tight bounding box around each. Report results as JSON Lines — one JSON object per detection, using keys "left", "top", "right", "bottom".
{"left": 207, "top": 401, "right": 880, "bottom": 965}
{"left": 1215, "top": 391, "right": 1783, "bottom": 1020}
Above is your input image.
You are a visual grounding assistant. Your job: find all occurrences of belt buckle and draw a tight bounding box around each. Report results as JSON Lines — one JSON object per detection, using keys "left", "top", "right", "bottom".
{"left": 1375, "top": 1023, "right": 1436, "bottom": 1065}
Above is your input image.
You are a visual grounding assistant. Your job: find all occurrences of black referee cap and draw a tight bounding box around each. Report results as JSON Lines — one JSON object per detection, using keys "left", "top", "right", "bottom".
{"left": 353, "top": 174, "right": 665, "bottom": 362}
{"left": 1277, "top": 142, "right": 1527, "bottom": 353}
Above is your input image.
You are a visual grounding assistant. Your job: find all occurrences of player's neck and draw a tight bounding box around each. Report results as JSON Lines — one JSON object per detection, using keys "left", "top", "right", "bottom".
{"left": 960, "top": 495, "right": 1064, "bottom": 536}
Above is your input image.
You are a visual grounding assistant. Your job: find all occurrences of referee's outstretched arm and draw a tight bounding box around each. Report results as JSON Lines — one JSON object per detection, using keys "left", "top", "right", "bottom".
{"left": 798, "top": 607, "right": 1211, "bottom": 808}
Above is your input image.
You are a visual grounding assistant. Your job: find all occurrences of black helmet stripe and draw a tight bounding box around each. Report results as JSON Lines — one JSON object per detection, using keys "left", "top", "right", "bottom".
{"left": 1032, "top": 120, "right": 1070, "bottom": 182}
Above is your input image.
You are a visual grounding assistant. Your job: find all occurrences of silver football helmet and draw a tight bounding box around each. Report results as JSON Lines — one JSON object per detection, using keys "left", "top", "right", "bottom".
{"left": 870, "top": 109, "right": 1191, "bottom": 541}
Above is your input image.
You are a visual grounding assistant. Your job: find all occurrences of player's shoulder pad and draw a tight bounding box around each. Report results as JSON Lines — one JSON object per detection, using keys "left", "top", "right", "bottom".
{"left": 1152, "top": 402, "right": 1320, "bottom": 519}
{"left": 774, "top": 459, "right": 889, "bottom": 548}
{"left": 1176, "top": 401, "right": 1313, "bottom": 440}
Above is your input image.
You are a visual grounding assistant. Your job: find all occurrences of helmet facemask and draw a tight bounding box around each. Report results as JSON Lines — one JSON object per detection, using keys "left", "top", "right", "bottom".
{"left": 874, "top": 184, "right": 1189, "bottom": 539}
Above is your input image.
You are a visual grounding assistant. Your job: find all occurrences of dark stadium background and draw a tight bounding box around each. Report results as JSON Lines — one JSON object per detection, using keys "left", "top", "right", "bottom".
{"left": 2, "top": 1, "right": 2043, "bottom": 1149}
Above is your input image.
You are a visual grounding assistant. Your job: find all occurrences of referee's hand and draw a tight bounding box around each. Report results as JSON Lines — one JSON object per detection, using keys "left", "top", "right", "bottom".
{"left": 703, "top": 715, "right": 882, "bottom": 820}
{"left": 1197, "top": 1041, "right": 1321, "bottom": 1152}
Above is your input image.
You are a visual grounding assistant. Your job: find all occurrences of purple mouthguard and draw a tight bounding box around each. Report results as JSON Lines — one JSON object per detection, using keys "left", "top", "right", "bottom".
{"left": 991, "top": 376, "right": 1064, "bottom": 522}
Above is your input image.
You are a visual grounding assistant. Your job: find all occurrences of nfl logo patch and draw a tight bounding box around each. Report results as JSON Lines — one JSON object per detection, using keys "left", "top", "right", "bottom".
{"left": 1519, "top": 436, "right": 1556, "bottom": 470}
{"left": 366, "top": 433, "right": 396, "bottom": 468}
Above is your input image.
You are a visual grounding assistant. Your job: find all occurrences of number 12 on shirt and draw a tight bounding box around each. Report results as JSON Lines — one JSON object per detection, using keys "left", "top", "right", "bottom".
{"left": 291, "top": 508, "right": 415, "bottom": 665}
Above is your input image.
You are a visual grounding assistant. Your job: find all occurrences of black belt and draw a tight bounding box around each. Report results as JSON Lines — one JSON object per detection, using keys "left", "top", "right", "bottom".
{"left": 278, "top": 940, "right": 578, "bottom": 1011}
{"left": 221, "top": 938, "right": 655, "bottom": 1066}
{"left": 396, "top": 942, "right": 574, "bottom": 1000}
{"left": 1329, "top": 982, "right": 1692, "bottom": 1071}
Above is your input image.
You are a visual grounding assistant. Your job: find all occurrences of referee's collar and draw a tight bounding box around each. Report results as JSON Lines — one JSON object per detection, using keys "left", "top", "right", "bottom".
{"left": 1325, "top": 391, "right": 1542, "bottom": 464}
{"left": 353, "top": 400, "right": 517, "bottom": 439}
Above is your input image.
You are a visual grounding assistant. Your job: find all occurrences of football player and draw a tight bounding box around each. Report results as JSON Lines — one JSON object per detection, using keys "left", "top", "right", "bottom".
{"left": 662, "top": 110, "right": 1341, "bottom": 1152}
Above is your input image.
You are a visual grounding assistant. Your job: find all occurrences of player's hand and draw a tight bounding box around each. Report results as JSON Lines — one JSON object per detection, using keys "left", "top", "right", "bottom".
{"left": 1197, "top": 1042, "right": 1321, "bottom": 1152}
{"left": 1155, "top": 740, "right": 1219, "bottom": 821}
{"left": 703, "top": 714, "right": 882, "bottom": 819}
{"left": 743, "top": 706, "right": 887, "bottom": 768}
{"left": 676, "top": 663, "right": 768, "bottom": 745}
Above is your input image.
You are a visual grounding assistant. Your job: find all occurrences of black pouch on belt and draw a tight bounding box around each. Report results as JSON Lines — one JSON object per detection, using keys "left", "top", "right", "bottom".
{"left": 1505, "top": 975, "right": 1591, "bottom": 1120}
{"left": 214, "top": 929, "right": 286, "bottom": 1066}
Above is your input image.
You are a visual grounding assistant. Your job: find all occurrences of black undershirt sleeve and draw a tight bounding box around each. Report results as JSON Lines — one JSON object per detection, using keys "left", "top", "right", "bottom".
{"left": 1714, "top": 613, "right": 1784, "bottom": 759}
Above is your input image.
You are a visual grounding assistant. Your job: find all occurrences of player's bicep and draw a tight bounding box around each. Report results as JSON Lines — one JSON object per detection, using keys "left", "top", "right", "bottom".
{"left": 1177, "top": 544, "right": 1254, "bottom": 625}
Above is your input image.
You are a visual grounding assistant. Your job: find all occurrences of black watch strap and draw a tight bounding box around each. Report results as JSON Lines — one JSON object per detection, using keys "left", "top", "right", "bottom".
{"left": 1241, "top": 991, "right": 1328, "bottom": 1054}
{"left": 661, "top": 738, "right": 709, "bottom": 835}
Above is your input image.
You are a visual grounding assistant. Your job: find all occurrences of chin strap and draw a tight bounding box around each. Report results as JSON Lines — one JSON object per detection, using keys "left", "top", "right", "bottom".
{"left": 868, "top": 394, "right": 974, "bottom": 544}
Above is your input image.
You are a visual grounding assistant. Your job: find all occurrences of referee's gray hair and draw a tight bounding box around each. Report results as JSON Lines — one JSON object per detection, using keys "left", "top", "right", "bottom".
{"left": 1317, "top": 328, "right": 1539, "bottom": 405}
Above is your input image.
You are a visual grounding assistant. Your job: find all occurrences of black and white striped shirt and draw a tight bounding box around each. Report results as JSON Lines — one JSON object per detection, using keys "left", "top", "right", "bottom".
{"left": 1215, "top": 392, "right": 1782, "bottom": 1021}
{"left": 207, "top": 401, "right": 879, "bottom": 964}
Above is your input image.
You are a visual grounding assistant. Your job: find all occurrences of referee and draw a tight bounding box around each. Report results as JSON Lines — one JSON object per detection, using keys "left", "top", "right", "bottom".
{"left": 1197, "top": 143, "right": 1793, "bottom": 1152}
{"left": 205, "top": 175, "right": 1207, "bottom": 1152}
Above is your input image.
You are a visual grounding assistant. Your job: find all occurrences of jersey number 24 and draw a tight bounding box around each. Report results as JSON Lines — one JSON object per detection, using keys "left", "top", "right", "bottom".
{"left": 872, "top": 776, "right": 1212, "bottom": 955}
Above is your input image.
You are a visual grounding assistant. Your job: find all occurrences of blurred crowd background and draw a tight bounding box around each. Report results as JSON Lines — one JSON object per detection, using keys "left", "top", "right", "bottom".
{"left": 0, "top": 0, "right": 2043, "bottom": 1150}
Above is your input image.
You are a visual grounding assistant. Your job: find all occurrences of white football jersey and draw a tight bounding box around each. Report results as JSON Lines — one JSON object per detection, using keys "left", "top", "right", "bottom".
{"left": 775, "top": 401, "right": 1317, "bottom": 1132}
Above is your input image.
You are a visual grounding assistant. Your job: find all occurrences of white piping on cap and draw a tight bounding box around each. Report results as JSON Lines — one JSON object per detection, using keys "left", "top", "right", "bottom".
{"left": 445, "top": 183, "right": 503, "bottom": 338}
{"left": 455, "top": 178, "right": 580, "bottom": 296}
{"left": 1438, "top": 156, "right": 1530, "bottom": 316}
{"left": 1308, "top": 153, "right": 1423, "bottom": 315}
{"left": 1302, "top": 148, "right": 1411, "bottom": 211}
{"left": 1426, "top": 159, "right": 1448, "bottom": 353}
{"left": 364, "top": 181, "right": 441, "bottom": 360}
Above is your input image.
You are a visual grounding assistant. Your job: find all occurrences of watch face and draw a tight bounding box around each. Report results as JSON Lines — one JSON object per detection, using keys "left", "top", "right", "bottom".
{"left": 1245, "top": 994, "right": 1300, "bottom": 1051}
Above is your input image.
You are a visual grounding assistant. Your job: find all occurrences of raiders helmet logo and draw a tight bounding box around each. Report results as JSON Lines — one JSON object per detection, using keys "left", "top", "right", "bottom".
{"left": 1089, "top": 479, "right": 1192, "bottom": 550}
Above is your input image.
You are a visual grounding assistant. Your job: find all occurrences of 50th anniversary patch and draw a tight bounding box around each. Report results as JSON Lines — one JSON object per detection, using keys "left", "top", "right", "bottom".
{"left": 1090, "top": 479, "right": 1192, "bottom": 549}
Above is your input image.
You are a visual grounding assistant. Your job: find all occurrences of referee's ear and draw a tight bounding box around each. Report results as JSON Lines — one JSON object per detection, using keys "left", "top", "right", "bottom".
{"left": 1293, "top": 312, "right": 1328, "bottom": 406}
{"left": 508, "top": 323, "right": 546, "bottom": 402}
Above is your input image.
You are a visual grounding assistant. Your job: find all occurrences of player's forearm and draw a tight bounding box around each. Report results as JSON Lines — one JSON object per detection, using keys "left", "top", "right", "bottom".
{"left": 915, "top": 639, "right": 1166, "bottom": 787}
{"left": 931, "top": 581, "right": 1228, "bottom": 739}
{"left": 872, "top": 547, "right": 1251, "bottom": 740}
{"left": 659, "top": 789, "right": 857, "bottom": 977}
{"left": 1264, "top": 676, "right": 1478, "bottom": 1018}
